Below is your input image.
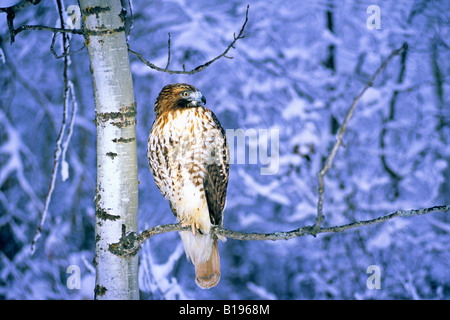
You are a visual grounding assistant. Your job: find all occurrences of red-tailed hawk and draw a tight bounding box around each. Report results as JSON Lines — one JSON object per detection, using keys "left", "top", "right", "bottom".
{"left": 148, "top": 83, "right": 229, "bottom": 289}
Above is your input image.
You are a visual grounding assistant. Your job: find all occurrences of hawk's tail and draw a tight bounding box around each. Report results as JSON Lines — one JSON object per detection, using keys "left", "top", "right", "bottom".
{"left": 194, "top": 239, "right": 220, "bottom": 289}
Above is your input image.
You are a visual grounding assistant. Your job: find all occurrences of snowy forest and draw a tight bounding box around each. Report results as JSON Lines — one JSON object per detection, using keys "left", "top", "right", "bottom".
{"left": 0, "top": 0, "right": 449, "bottom": 300}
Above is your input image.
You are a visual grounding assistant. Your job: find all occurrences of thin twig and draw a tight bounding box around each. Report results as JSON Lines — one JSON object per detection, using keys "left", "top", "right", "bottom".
{"left": 110, "top": 205, "right": 449, "bottom": 257}
{"left": 164, "top": 33, "right": 171, "bottom": 71}
{"left": 127, "top": 0, "right": 134, "bottom": 37}
{"left": 379, "top": 41, "right": 409, "bottom": 199}
{"left": 10, "top": 25, "right": 83, "bottom": 44}
{"left": 1, "top": 0, "right": 41, "bottom": 43}
{"left": 50, "top": 31, "right": 86, "bottom": 59}
{"left": 60, "top": 81, "right": 77, "bottom": 182}
{"left": 128, "top": 5, "right": 249, "bottom": 75}
{"left": 312, "top": 43, "right": 408, "bottom": 235}
{"left": 11, "top": 24, "right": 125, "bottom": 44}
{"left": 31, "top": 0, "right": 71, "bottom": 254}
{"left": 0, "top": 0, "right": 39, "bottom": 13}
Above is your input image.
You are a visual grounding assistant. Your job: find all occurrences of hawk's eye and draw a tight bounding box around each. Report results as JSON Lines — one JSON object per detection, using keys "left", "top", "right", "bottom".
{"left": 182, "top": 91, "right": 190, "bottom": 97}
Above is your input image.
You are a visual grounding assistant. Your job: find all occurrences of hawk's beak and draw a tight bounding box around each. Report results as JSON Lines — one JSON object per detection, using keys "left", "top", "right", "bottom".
{"left": 191, "top": 91, "right": 206, "bottom": 106}
{"left": 200, "top": 94, "right": 206, "bottom": 106}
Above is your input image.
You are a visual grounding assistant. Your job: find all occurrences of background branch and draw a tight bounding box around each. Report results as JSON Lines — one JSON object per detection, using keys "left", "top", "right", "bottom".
{"left": 379, "top": 41, "right": 409, "bottom": 199}
{"left": 128, "top": 4, "right": 249, "bottom": 75}
{"left": 164, "top": 32, "right": 171, "bottom": 71}
{"left": 312, "top": 43, "right": 408, "bottom": 234}
{"left": 31, "top": 0, "right": 74, "bottom": 254}
{"left": 50, "top": 31, "right": 86, "bottom": 59}
{"left": 0, "top": 0, "right": 41, "bottom": 43}
{"left": 0, "top": 0, "right": 40, "bottom": 13}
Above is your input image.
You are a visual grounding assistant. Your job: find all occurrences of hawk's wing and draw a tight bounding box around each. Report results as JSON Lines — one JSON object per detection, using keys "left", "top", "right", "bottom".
{"left": 203, "top": 111, "right": 229, "bottom": 227}
{"left": 148, "top": 118, "right": 178, "bottom": 217}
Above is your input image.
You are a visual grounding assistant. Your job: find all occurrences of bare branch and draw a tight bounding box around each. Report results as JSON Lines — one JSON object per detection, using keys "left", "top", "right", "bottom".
{"left": 8, "top": 24, "right": 83, "bottom": 45}
{"left": 312, "top": 43, "right": 409, "bottom": 235}
{"left": 50, "top": 32, "right": 86, "bottom": 59}
{"left": 110, "top": 205, "right": 449, "bottom": 258}
{"left": 128, "top": 4, "right": 249, "bottom": 75}
{"left": 164, "top": 33, "right": 171, "bottom": 71}
{"left": 379, "top": 41, "right": 409, "bottom": 199}
{"left": 1, "top": 0, "right": 41, "bottom": 44}
{"left": 11, "top": 23, "right": 124, "bottom": 43}
{"left": 31, "top": 0, "right": 72, "bottom": 254}
{"left": 14, "top": 25, "right": 94, "bottom": 35}
{"left": 0, "top": 0, "right": 40, "bottom": 13}
{"left": 11, "top": 24, "right": 125, "bottom": 56}
{"left": 126, "top": 0, "right": 134, "bottom": 38}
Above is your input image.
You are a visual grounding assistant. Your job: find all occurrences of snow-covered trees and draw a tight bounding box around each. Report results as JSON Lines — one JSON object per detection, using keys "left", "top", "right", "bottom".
{"left": 0, "top": 0, "right": 448, "bottom": 299}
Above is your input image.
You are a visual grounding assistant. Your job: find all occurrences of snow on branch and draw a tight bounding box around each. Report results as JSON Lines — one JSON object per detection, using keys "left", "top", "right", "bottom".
{"left": 127, "top": 5, "right": 249, "bottom": 75}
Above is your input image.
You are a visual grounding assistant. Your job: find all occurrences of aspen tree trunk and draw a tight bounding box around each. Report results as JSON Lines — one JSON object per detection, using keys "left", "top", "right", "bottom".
{"left": 79, "top": 0, "right": 139, "bottom": 300}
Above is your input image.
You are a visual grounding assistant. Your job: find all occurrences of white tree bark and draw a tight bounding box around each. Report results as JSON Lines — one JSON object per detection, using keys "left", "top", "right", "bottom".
{"left": 79, "top": 0, "right": 139, "bottom": 300}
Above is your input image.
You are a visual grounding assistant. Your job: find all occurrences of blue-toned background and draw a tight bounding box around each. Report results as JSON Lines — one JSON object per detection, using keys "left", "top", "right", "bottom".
{"left": 0, "top": 0, "right": 449, "bottom": 299}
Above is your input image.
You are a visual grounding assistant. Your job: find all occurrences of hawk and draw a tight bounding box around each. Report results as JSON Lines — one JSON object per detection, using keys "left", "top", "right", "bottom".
{"left": 147, "top": 83, "right": 229, "bottom": 289}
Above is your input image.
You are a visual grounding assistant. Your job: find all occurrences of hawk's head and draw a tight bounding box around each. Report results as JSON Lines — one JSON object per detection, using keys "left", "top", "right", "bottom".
{"left": 154, "top": 83, "right": 206, "bottom": 117}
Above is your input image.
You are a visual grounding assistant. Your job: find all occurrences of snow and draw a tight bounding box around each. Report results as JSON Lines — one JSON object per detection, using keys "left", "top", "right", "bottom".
{"left": 246, "top": 282, "right": 277, "bottom": 300}
{"left": 0, "top": 0, "right": 449, "bottom": 300}
{"left": 282, "top": 97, "right": 308, "bottom": 119}
{"left": 0, "top": 47, "right": 5, "bottom": 64}
{"left": 60, "top": 81, "right": 77, "bottom": 182}
{"left": 237, "top": 169, "right": 290, "bottom": 206}
{"left": 139, "top": 239, "right": 190, "bottom": 300}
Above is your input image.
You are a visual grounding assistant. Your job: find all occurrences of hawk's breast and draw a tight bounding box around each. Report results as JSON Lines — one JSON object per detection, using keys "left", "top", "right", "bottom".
{"left": 148, "top": 107, "right": 223, "bottom": 228}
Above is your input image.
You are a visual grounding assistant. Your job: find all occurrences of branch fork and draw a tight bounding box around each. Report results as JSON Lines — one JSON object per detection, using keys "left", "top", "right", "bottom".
{"left": 128, "top": 4, "right": 250, "bottom": 75}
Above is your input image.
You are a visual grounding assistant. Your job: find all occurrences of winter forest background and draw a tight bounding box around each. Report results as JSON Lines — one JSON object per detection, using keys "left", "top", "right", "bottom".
{"left": 0, "top": 0, "right": 449, "bottom": 299}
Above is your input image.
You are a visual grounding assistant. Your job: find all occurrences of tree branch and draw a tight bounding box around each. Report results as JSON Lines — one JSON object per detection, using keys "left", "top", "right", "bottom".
{"left": 110, "top": 205, "right": 449, "bottom": 258}
{"left": 31, "top": 1, "right": 72, "bottom": 253}
{"left": 0, "top": 0, "right": 40, "bottom": 13}
{"left": 14, "top": 24, "right": 84, "bottom": 35}
{"left": 0, "top": 0, "right": 41, "bottom": 44}
{"left": 379, "top": 41, "right": 409, "bottom": 199}
{"left": 164, "top": 32, "right": 171, "bottom": 71}
{"left": 50, "top": 31, "right": 86, "bottom": 59}
{"left": 9, "top": 23, "right": 122, "bottom": 44}
{"left": 127, "top": 4, "right": 249, "bottom": 75}
{"left": 312, "top": 43, "right": 409, "bottom": 235}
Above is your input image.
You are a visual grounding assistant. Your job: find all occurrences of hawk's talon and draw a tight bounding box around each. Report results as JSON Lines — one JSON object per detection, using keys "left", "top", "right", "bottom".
{"left": 180, "top": 221, "right": 202, "bottom": 236}
{"left": 192, "top": 223, "right": 203, "bottom": 236}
